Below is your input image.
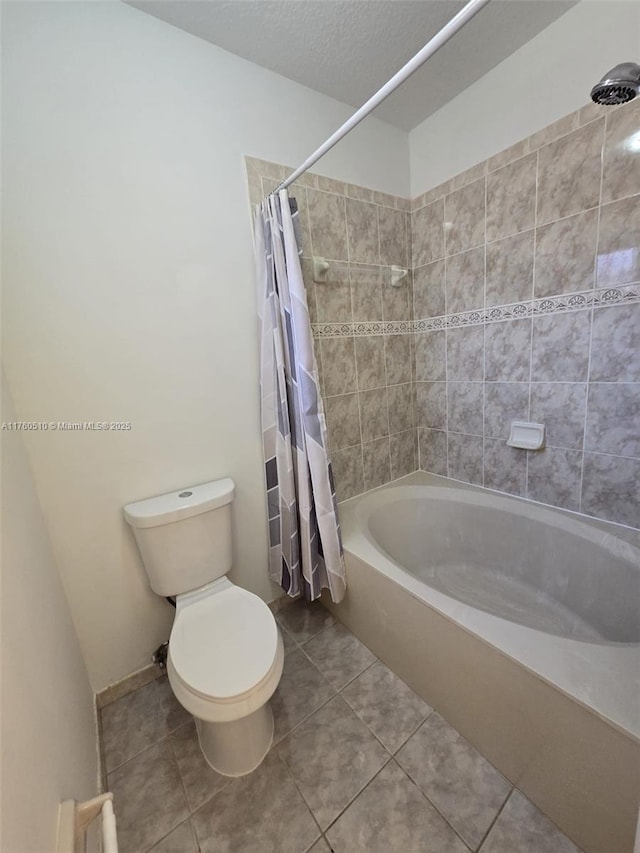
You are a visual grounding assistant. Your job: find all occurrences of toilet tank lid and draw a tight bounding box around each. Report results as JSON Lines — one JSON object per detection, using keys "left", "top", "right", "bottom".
{"left": 123, "top": 478, "right": 235, "bottom": 529}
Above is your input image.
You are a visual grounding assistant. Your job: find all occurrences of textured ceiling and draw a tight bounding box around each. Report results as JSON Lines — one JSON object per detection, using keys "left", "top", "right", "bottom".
{"left": 125, "top": 0, "right": 576, "bottom": 130}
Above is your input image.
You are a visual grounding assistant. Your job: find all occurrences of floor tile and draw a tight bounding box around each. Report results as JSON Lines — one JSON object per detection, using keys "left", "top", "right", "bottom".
{"left": 479, "top": 790, "right": 581, "bottom": 853}
{"left": 191, "top": 751, "right": 320, "bottom": 853}
{"left": 101, "top": 676, "right": 191, "bottom": 772}
{"left": 341, "top": 660, "right": 432, "bottom": 752}
{"left": 326, "top": 761, "right": 469, "bottom": 853}
{"left": 396, "top": 713, "right": 511, "bottom": 850}
{"left": 108, "top": 739, "right": 188, "bottom": 853}
{"left": 271, "top": 648, "right": 336, "bottom": 743}
{"left": 170, "top": 720, "right": 231, "bottom": 812}
{"left": 276, "top": 599, "right": 335, "bottom": 642}
{"left": 278, "top": 695, "right": 389, "bottom": 829}
{"left": 148, "top": 820, "right": 199, "bottom": 853}
{"left": 302, "top": 622, "right": 377, "bottom": 690}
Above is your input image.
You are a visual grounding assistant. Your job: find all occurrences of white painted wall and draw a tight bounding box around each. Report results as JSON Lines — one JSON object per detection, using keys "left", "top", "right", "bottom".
{"left": 2, "top": 0, "right": 409, "bottom": 691}
{"left": 409, "top": 0, "right": 640, "bottom": 196}
{"left": 1, "top": 376, "right": 98, "bottom": 853}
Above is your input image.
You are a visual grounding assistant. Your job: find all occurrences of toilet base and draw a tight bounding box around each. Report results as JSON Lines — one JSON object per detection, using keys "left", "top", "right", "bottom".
{"left": 195, "top": 701, "right": 274, "bottom": 777}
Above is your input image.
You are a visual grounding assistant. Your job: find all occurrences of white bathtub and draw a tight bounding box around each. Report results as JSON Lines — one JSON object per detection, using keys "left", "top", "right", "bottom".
{"left": 324, "top": 471, "right": 640, "bottom": 853}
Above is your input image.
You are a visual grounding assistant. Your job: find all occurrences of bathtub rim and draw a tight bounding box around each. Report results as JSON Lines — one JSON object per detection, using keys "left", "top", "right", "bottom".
{"left": 338, "top": 471, "right": 640, "bottom": 743}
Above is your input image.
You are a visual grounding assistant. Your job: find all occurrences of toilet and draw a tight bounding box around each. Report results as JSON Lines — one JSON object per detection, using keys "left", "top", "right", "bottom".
{"left": 123, "top": 478, "right": 284, "bottom": 777}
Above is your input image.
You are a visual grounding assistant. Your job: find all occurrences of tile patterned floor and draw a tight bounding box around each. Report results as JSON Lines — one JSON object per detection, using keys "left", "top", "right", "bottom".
{"left": 101, "top": 601, "right": 583, "bottom": 853}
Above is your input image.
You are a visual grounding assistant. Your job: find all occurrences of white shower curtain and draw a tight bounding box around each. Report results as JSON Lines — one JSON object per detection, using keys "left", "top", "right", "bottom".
{"left": 254, "top": 189, "right": 346, "bottom": 603}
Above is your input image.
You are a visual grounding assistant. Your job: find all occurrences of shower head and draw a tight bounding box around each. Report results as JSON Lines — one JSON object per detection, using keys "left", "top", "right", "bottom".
{"left": 590, "top": 62, "right": 640, "bottom": 106}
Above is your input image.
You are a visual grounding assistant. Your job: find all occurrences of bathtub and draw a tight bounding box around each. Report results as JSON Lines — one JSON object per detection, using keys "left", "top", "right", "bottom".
{"left": 322, "top": 472, "right": 640, "bottom": 853}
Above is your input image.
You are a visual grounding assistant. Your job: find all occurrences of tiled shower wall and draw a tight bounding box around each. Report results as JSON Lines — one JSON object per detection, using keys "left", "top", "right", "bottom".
{"left": 247, "top": 95, "right": 639, "bottom": 528}
{"left": 247, "top": 160, "right": 417, "bottom": 501}
{"left": 411, "top": 98, "right": 640, "bottom": 529}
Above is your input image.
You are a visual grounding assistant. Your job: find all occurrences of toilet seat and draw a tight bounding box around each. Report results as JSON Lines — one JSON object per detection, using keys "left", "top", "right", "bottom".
{"left": 167, "top": 579, "right": 284, "bottom": 723}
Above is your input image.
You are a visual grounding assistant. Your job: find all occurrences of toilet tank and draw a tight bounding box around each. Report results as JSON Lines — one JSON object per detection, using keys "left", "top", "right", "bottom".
{"left": 123, "top": 478, "right": 235, "bottom": 597}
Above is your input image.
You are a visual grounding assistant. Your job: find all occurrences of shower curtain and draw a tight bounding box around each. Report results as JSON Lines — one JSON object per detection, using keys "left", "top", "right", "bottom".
{"left": 254, "top": 189, "right": 346, "bottom": 604}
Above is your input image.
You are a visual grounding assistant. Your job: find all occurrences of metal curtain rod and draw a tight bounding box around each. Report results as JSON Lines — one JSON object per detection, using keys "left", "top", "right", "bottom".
{"left": 273, "top": 0, "right": 491, "bottom": 194}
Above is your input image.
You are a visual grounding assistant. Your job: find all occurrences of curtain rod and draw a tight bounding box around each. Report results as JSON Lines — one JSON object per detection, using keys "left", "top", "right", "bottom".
{"left": 272, "top": 0, "right": 491, "bottom": 195}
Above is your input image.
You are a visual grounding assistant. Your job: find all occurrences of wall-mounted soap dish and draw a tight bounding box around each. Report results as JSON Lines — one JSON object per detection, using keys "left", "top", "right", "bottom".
{"left": 507, "top": 421, "right": 545, "bottom": 450}
{"left": 313, "top": 257, "right": 330, "bottom": 283}
{"left": 390, "top": 265, "right": 408, "bottom": 287}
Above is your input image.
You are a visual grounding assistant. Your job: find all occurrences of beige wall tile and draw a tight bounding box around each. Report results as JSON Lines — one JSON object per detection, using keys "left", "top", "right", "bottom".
{"left": 445, "top": 179, "right": 485, "bottom": 256}
{"left": 378, "top": 207, "right": 408, "bottom": 267}
{"left": 331, "top": 445, "right": 364, "bottom": 500}
{"left": 355, "top": 335, "right": 386, "bottom": 390}
{"left": 382, "top": 275, "right": 411, "bottom": 321}
{"left": 487, "top": 139, "right": 529, "bottom": 173}
{"left": 602, "top": 98, "right": 640, "bottom": 203}
{"left": 412, "top": 198, "right": 444, "bottom": 267}
{"left": 346, "top": 183, "right": 374, "bottom": 203}
{"left": 388, "top": 383, "right": 415, "bottom": 434}
{"left": 413, "top": 260, "right": 445, "bottom": 319}
{"left": 486, "top": 231, "right": 534, "bottom": 307}
{"left": 362, "top": 437, "right": 391, "bottom": 490}
{"left": 346, "top": 198, "right": 379, "bottom": 264}
{"left": 384, "top": 335, "right": 412, "bottom": 386}
{"left": 307, "top": 189, "right": 348, "bottom": 260}
{"left": 321, "top": 337, "right": 357, "bottom": 395}
{"left": 446, "top": 247, "right": 485, "bottom": 313}
{"left": 390, "top": 430, "right": 417, "bottom": 480}
{"left": 536, "top": 121, "right": 605, "bottom": 225}
{"left": 596, "top": 194, "right": 640, "bottom": 287}
{"left": 527, "top": 112, "right": 578, "bottom": 151}
{"left": 534, "top": 209, "right": 598, "bottom": 298}
{"left": 316, "top": 175, "right": 346, "bottom": 195}
{"left": 418, "top": 428, "right": 447, "bottom": 475}
{"left": 324, "top": 393, "right": 361, "bottom": 451}
{"left": 359, "top": 388, "right": 390, "bottom": 442}
{"left": 486, "top": 154, "right": 536, "bottom": 242}
{"left": 414, "top": 331, "right": 445, "bottom": 382}
{"left": 450, "top": 160, "right": 487, "bottom": 190}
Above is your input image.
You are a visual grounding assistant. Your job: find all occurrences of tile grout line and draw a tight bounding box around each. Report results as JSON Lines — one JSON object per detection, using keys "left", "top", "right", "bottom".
{"left": 144, "top": 812, "right": 195, "bottom": 853}
{"left": 314, "top": 754, "right": 398, "bottom": 839}
{"left": 526, "top": 148, "right": 540, "bottom": 500}
{"left": 481, "top": 174, "right": 487, "bottom": 489}
{"left": 291, "top": 626, "right": 468, "bottom": 842}
{"left": 443, "top": 196, "right": 450, "bottom": 478}
{"left": 344, "top": 198, "right": 368, "bottom": 498}
{"left": 285, "top": 622, "right": 417, "bottom": 754}
{"left": 273, "top": 746, "right": 328, "bottom": 849}
{"left": 396, "top": 755, "right": 482, "bottom": 852}
{"left": 102, "top": 715, "right": 191, "bottom": 778}
{"left": 274, "top": 638, "right": 397, "bottom": 842}
{"left": 579, "top": 114, "right": 607, "bottom": 515}
{"left": 475, "top": 785, "right": 515, "bottom": 852}
{"left": 378, "top": 201, "right": 393, "bottom": 483}
{"left": 410, "top": 224, "right": 422, "bottom": 472}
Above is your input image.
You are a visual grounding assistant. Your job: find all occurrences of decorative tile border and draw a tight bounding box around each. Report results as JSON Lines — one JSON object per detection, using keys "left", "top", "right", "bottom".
{"left": 311, "top": 283, "right": 640, "bottom": 338}
{"left": 311, "top": 320, "right": 412, "bottom": 338}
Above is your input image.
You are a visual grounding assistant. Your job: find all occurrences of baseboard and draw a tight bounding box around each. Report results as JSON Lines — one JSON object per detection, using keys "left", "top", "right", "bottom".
{"left": 95, "top": 663, "right": 162, "bottom": 710}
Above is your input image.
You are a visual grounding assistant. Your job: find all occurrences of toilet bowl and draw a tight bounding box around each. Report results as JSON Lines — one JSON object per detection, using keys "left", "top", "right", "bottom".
{"left": 123, "top": 478, "right": 284, "bottom": 777}
{"left": 167, "top": 578, "right": 284, "bottom": 776}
